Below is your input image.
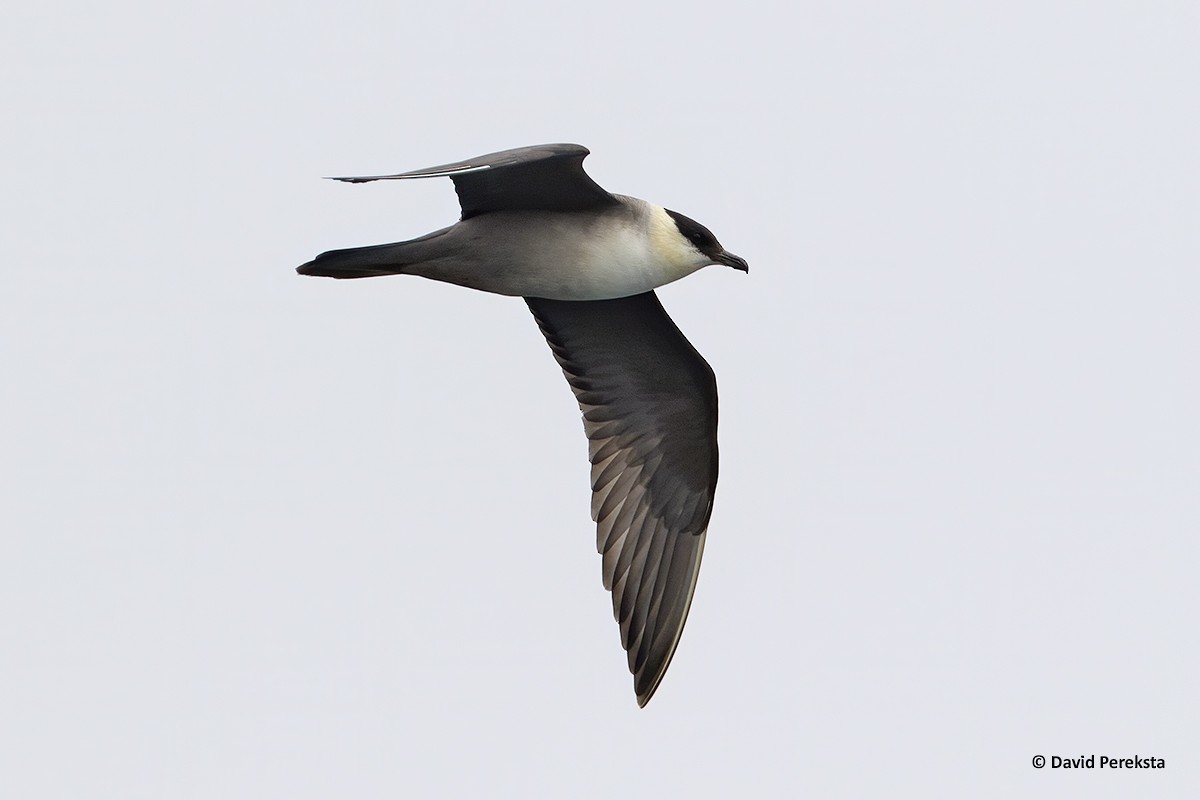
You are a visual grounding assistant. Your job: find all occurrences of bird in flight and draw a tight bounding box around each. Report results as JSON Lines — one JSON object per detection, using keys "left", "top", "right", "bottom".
{"left": 298, "top": 144, "right": 747, "bottom": 706}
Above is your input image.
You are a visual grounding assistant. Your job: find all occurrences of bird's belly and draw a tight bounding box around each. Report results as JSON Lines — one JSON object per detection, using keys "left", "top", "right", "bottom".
{"left": 516, "top": 249, "right": 680, "bottom": 301}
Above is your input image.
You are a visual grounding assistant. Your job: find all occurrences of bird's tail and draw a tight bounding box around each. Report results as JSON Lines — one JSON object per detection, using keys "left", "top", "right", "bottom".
{"left": 296, "top": 241, "right": 415, "bottom": 279}
{"left": 296, "top": 228, "right": 451, "bottom": 279}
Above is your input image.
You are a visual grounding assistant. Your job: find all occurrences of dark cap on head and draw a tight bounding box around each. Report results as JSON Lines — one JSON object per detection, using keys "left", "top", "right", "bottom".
{"left": 665, "top": 209, "right": 748, "bottom": 272}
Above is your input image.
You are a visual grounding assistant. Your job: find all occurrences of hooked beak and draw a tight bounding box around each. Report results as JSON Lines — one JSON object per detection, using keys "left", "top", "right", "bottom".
{"left": 715, "top": 250, "right": 749, "bottom": 273}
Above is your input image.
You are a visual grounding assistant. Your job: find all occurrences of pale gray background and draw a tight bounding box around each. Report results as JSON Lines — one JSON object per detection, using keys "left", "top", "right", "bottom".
{"left": 2, "top": 1, "right": 1196, "bottom": 797}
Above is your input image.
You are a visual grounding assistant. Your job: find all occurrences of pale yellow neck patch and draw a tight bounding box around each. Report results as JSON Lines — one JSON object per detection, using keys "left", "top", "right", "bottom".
{"left": 646, "top": 205, "right": 708, "bottom": 278}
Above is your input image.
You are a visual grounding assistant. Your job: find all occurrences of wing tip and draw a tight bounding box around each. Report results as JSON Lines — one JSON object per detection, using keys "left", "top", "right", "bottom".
{"left": 634, "top": 660, "right": 672, "bottom": 707}
{"left": 630, "top": 530, "right": 708, "bottom": 708}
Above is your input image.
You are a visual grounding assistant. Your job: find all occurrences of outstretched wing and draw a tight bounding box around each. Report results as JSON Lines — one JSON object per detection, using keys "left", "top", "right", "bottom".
{"left": 329, "top": 143, "right": 620, "bottom": 219}
{"left": 526, "top": 291, "right": 719, "bottom": 706}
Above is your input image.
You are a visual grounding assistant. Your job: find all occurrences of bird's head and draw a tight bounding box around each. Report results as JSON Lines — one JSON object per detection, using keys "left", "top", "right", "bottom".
{"left": 663, "top": 209, "right": 749, "bottom": 273}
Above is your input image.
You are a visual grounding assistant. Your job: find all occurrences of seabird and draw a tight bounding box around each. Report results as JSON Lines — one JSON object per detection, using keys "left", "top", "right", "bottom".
{"left": 297, "top": 144, "right": 747, "bottom": 706}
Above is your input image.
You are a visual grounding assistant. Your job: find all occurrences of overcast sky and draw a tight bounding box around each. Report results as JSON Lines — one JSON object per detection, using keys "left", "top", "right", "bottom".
{"left": 2, "top": 1, "right": 1196, "bottom": 797}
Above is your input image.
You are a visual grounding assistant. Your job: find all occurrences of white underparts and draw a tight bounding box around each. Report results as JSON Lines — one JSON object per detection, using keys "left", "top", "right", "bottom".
{"left": 402, "top": 197, "right": 713, "bottom": 301}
